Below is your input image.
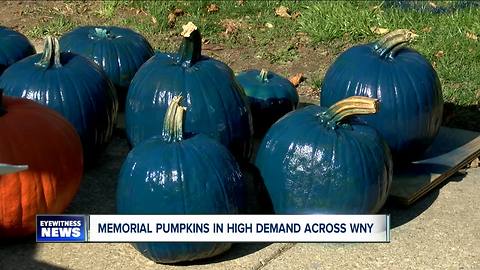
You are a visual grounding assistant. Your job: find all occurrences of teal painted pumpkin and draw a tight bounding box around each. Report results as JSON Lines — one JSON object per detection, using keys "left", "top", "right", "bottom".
{"left": 255, "top": 96, "right": 393, "bottom": 214}
{"left": 59, "top": 26, "right": 154, "bottom": 111}
{"left": 0, "top": 36, "right": 118, "bottom": 163}
{"left": 0, "top": 26, "right": 35, "bottom": 74}
{"left": 125, "top": 22, "right": 253, "bottom": 161}
{"left": 236, "top": 69, "right": 299, "bottom": 135}
{"left": 117, "top": 96, "right": 245, "bottom": 263}
{"left": 320, "top": 30, "right": 443, "bottom": 161}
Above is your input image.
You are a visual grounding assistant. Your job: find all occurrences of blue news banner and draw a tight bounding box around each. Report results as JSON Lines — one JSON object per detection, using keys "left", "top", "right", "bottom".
{"left": 36, "top": 214, "right": 390, "bottom": 243}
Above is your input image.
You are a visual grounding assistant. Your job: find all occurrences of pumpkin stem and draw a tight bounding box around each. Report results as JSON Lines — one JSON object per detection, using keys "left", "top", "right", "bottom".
{"left": 0, "top": 89, "right": 5, "bottom": 116}
{"left": 323, "top": 96, "right": 379, "bottom": 127}
{"left": 35, "top": 36, "right": 62, "bottom": 69}
{"left": 90, "top": 27, "right": 115, "bottom": 39}
{"left": 178, "top": 22, "right": 202, "bottom": 67}
{"left": 258, "top": 69, "right": 269, "bottom": 82}
{"left": 162, "top": 96, "right": 186, "bottom": 143}
{"left": 374, "top": 29, "right": 418, "bottom": 59}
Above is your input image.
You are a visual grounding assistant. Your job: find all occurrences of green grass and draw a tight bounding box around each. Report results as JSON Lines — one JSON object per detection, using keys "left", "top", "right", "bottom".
{"left": 27, "top": 15, "right": 74, "bottom": 39}
{"left": 299, "top": 1, "right": 480, "bottom": 106}
{"left": 107, "top": 1, "right": 304, "bottom": 51}
{"left": 22, "top": 0, "right": 479, "bottom": 127}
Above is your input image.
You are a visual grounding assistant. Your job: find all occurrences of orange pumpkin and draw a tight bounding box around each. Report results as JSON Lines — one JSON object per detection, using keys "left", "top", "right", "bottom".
{"left": 0, "top": 90, "right": 83, "bottom": 238}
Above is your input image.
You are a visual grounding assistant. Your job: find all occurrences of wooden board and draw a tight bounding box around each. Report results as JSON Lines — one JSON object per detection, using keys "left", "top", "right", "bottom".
{"left": 389, "top": 127, "right": 480, "bottom": 205}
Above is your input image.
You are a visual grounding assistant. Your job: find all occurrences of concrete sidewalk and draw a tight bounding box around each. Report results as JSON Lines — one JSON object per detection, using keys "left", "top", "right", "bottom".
{"left": 1, "top": 135, "right": 479, "bottom": 270}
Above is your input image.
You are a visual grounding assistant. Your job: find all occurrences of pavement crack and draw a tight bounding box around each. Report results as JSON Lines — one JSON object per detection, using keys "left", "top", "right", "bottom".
{"left": 252, "top": 243, "right": 296, "bottom": 270}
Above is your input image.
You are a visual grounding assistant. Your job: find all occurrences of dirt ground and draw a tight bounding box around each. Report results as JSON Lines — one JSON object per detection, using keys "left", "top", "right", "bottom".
{"left": 0, "top": 1, "right": 338, "bottom": 102}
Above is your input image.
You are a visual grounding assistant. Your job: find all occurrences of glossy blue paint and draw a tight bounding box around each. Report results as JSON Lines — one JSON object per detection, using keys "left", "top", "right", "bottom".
{"left": 59, "top": 26, "right": 154, "bottom": 110}
{"left": 236, "top": 69, "right": 299, "bottom": 135}
{"left": 320, "top": 37, "right": 443, "bottom": 160}
{"left": 255, "top": 104, "right": 393, "bottom": 214}
{"left": 125, "top": 25, "right": 252, "bottom": 161}
{"left": 116, "top": 133, "right": 245, "bottom": 263}
{"left": 0, "top": 37, "right": 118, "bottom": 162}
{"left": 0, "top": 27, "right": 35, "bottom": 74}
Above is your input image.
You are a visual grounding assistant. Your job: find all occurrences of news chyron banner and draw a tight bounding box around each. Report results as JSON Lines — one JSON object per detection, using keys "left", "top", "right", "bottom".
{"left": 37, "top": 215, "right": 390, "bottom": 243}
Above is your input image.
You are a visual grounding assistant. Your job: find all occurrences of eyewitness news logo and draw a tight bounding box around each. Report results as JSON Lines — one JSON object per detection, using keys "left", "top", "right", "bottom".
{"left": 36, "top": 215, "right": 87, "bottom": 242}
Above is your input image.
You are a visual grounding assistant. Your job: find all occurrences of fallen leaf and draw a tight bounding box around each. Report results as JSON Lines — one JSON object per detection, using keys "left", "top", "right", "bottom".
{"left": 136, "top": 9, "right": 148, "bottom": 16}
{"left": 151, "top": 16, "right": 157, "bottom": 24}
{"left": 470, "top": 158, "right": 479, "bottom": 168}
{"left": 428, "top": 1, "right": 438, "bottom": 8}
{"left": 288, "top": 73, "right": 304, "bottom": 87}
{"left": 370, "top": 27, "right": 389, "bottom": 35}
{"left": 167, "top": 12, "right": 176, "bottom": 28}
{"left": 291, "top": 11, "right": 301, "bottom": 19}
{"left": 466, "top": 32, "right": 478, "bottom": 41}
{"left": 265, "top": 22, "right": 274, "bottom": 29}
{"left": 173, "top": 8, "right": 184, "bottom": 16}
{"left": 275, "top": 6, "right": 291, "bottom": 18}
{"left": 221, "top": 19, "right": 241, "bottom": 37}
{"left": 207, "top": 3, "right": 219, "bottom": 13}
{"left": 237, "top": 0, "right": 245, "bottom": 6}
{"left": 435, "top": 50, "right": 444, "bottom": 58}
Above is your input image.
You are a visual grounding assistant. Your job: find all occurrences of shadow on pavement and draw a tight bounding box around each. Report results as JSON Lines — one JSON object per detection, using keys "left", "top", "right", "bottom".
{"left": 382, "top": 171, "right": 467, "bottom": 229}
{"left": 0, "top": 237, "right": 66, "bottom": 270}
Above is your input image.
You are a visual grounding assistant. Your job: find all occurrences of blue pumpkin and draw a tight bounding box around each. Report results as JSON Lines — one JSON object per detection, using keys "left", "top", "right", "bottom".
{"left": 117, "top": 96, "right": 245, "bottom": 263}
{"left": 126, "top": 22, "right": 252, "bottom": 161}
{"left": 236, "top": 69, "right": 299, "bottom": 135}
{"left": 255, "top": 96, "right": 392, "bottom": 214}
{"left": 320, "top": 29, "right": 443, "bottom": 160}
{"left": 0, "top": 36, "right": 118, "bottom": 163}
{"left": 0, "top": 27, "right": 35, "bottom": 74}
{"left": 59, "top": 26, "right": 154, "bottom": 111}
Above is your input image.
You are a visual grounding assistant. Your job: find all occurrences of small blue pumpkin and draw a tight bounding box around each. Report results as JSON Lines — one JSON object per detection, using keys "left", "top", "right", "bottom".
{"left": 117, "top": 96, "right": 245, "bottom": 263}
{"left": 255, "top": 96, "right": 392, "bottom": 214}
{"left": 126, "top": 22, "right": 252, "bottom": 161}
{"left": 236, "top": 69, "right": 299, "bottom": 135}
{"left": 0, "top": 26, "right": 35, "bottom": 74}
{"left": 0, "top": 36, "right": 118, "bottom": 163}
{"left": 59, "top": 26, "right": 154, "bottom": 110}
{"left": 320, "top": 29, "right": 443, "bottom": 160}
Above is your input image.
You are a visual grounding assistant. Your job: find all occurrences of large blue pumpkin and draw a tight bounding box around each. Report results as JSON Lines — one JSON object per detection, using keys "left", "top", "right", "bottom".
{"left": 320, "top": 29, "right": 443, "bottom": 160}
{"left": 126, "top": 22, "right": 252, "bottom": 161}
{"left": 236, "top": 69, "right": 299, "bottom": 136}
{"left": 117, "top": 96, "right": 245, "bottom": 263}
{"left": 60, "top": 26, "right": 154, "bottom": 110}
{"left": 0, "top": 36, "right": 118, "bottom": 163}
{"left": 255, "top": 96, "right": 392, "bottom": 214}
{"left": 0, "top": 26, "right": 35, "bottom": 74}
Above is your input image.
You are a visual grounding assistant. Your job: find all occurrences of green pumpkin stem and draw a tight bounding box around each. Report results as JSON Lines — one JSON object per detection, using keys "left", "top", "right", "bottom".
{"left": 178, "top": 22, "right": 202, "bottom": 67}
{"left": 325, "top": 96, "right": 379, "bottom": 125}
{"left": 162, "top": 96, "right": 186, "bottom": 143}
{"left": 94, "top": 28, "right": 114, "bottom": 39}
{"left": 374, "top": 29, "right": 418, "bottom": 59}
{"left": 258, "top": 69, "right": 269, "bottom": 82}
{"left": 0, "top": 89, "right": 6, "bottom": 116}
{"left": 35, "top": 36, "right": 62, "bottom": 69}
